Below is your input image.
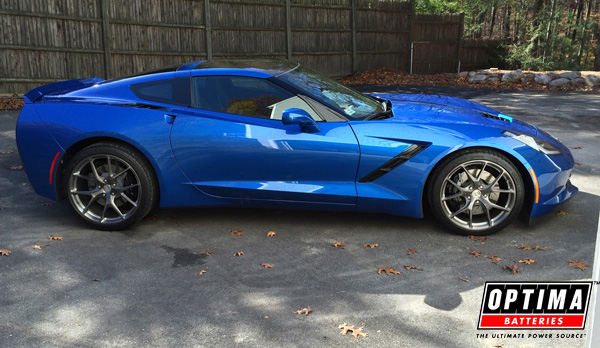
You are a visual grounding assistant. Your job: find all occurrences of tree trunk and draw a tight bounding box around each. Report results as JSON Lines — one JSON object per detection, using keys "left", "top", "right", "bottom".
{"left": 578, "top": 0, "right": 594, "bottom": 62}
{"left": 504, "top": 5, "right": 511, "bottom": 38}
{"left": 478, "top": 9, "right": 486, "bottom": 38}
{"left": 595, "top": 26, "right": 600, "bottom": 70}
{"left": 531, "top": 0, "right": 545, "bottom": 24}
{"left": 543, "top": 0, "right": 558, "bottom": 62}
{"left": 572, "top": 0, "right": 585, "bottom": 40}
{"left": 530, "top": 0, "right": 546, "bottom": 56}
{"left": 489, "top": 1, "right": 497, "bottom": 37}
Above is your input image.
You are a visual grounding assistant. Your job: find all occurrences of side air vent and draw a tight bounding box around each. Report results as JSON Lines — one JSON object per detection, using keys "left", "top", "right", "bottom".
{"left": 359, "top": 144, "right": 429, "bottom": 183}
{"left": 481, "top": 112, "right": 512, "bottom": 122}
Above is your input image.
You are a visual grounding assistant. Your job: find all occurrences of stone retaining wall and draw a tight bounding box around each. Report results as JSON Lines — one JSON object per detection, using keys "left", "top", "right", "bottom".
{"left": 461, "top": 69, "right": 600, "bottom": 88}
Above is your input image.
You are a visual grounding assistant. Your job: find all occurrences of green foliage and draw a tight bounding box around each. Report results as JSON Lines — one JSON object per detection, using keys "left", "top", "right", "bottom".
{"left": 415, "top": 0, "right": 458, "bottom": 13}
{"left": 415, "top": 0, "right": 598, "bottom": 71}
{"left": 505, "top": 1, "right": 595, "bottom": 71}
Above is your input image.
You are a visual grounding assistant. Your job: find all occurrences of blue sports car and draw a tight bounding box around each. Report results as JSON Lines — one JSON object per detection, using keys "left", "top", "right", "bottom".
{"left": 16, "top": 60, "right": 577, "bottom": 235}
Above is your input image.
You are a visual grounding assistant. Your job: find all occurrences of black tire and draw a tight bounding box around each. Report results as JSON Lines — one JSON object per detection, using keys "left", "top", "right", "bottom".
{"left": 64, "top": 143, "right": 158, "bottom": 230}
{"left": 428, "top": 149, "right": 524, "bottom": 235}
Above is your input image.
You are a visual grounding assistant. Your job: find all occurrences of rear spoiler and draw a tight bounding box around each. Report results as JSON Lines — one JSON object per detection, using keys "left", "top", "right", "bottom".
{"left": 23, "top": 78, "right": 105, "bottom": 103}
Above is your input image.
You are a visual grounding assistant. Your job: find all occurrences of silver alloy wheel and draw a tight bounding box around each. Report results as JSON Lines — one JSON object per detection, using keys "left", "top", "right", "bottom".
{"left": 439, "top": 159, "right": 517, "bottom": 231}
{"left": 68, "top": 154, "right": 141, "bottom": 224}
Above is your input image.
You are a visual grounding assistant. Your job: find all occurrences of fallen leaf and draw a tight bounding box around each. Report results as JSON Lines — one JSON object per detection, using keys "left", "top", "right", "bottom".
{"left": 332, "top": 241, "right": 346, "bottom": 249}
{"left": 459, "top": 276, "right": 469, "bottom": 282}
{"left": 33, "top": 244, "right": 48, "bottom": 249}
{"left": 48, "top": 235, "right": 63, "bottom": 240}
{"left": 519, "top": 259, "right": 536, "bottom": 265}
{"left": 294, "top": 306, "right": 312, "bottom": 315}
{"left": 556, "top": 210, "right": 568, "bottom": 216}
{"left": 10, "top": 165, "right": 22, "bottom": 170}
{"left": 200, "top": 251, "right": 213, "bottom": 256}
{"left": 338, "top": 323, "right": 368, "bottom": 339}
{"left": 468, "top": 235, "right": 488, "bottom": 244}
{"left": 230, "top": 229, "right": 244, "bottom": 236}
{"left": 93, "top": 278, "right": 101, "bottom": 282}
{"left": 351, "top": 326, "right": 368, "bottom": 339}
{"left": 266, "top": 230, "right": 277, "bottom": 237}
{"left": 407, "top": 248, "right": 418, "bottom": 255}
{"left": 570, "top": 146, "right": 583, "bottom": 149}
{"left": 469, "top": 250, "right": 481, "bottom": 257}
{"left": 363, "top": 243, "right": 379, "bottom": 248}
{"left": 518, "top": 244, "right": 546, "bottom": 251}
{"left": 233, "top": 251, "right": 244, "bottom": 256}
{"left": 503, "top": 262, "right": 521, "bottom": 274}
{"left": 198, "top": 270, "right": 207, "bottom": 275}
{"left": 569, "top": 260, "right": 590, "bottom": 271}
{"left": 404, "top": 265, "right": 423, "bottom": 271}
{"left": 483, "top": 255, "right": 503, "bottom": 264}
{"left": 260, "top": 262, "right": 273, "bottom": 268}
{"left": 0, "top": 249, "right": 11, "bottom": 256}
{"left": 377, "top": 267, "right": 401, "bottom": 276}
{"left": 341, "top": 68, "right": 596, "bottom": 93}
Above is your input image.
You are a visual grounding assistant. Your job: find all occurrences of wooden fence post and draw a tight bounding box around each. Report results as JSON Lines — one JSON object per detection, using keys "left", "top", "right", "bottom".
{"left": 457, "top": 13, "right": 464, "bottom": 73}
{"left": 205, "top": 0, "right": 212, "bottom": 60}
{"left": 286, "top": 0, "right": 292, "bottom": 60}
{"left": 100, "top": 0, "right": 112, "bottom": 78}
{"left": 408, "top": 0, "right": 415, "bottom": 73}
{"left": 351, "top": 0, "right": 356, "bottom": 73}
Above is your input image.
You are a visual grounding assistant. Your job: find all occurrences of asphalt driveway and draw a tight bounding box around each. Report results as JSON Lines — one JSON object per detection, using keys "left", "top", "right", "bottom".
{"left": 1, "top": 87, "right": 599, "bottom": 348}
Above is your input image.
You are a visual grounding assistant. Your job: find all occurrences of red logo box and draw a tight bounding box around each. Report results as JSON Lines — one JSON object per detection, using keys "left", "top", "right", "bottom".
{"left": 478, "top": 282, "right": 592, "bottom": 329}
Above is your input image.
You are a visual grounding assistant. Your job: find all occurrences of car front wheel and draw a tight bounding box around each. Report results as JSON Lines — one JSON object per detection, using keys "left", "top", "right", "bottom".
{"left": 429, "top": 150, "right": 524, "bottom": 235}
{"left": 65, "top": 143, "right": 157, "bottom": 230}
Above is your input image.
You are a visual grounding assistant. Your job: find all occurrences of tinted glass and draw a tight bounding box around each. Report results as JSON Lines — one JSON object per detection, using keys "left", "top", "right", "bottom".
{"left": 130, "top": 77, "right": 191, "bottom": 106}
{"left": 193, "top": 76, "right": 294, "bottom": 118}
{"left": 268, "top": 96, "right": 322, "bottom": 121}
{"left": 276, "top": 65, "right": 383, "bottom": 120}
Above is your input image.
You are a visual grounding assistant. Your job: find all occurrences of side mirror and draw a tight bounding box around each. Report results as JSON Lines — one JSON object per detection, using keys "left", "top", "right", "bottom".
{"left": 281, "top": 108, "right": 321, "bottom": 133}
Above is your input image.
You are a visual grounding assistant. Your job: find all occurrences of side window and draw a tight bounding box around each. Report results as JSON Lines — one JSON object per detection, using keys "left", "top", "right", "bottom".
{"left": 193, "top": 76, "right": 295, "bottom": 119}
{"left": 268, "top": 96, "right": 322, "bottom": 121}
{"left": 130, "top": 77, "right": 191, "bottom": 106}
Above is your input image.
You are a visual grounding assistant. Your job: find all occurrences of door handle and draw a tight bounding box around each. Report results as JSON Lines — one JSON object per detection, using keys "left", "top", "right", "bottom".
{"left": 164, "top": 114, "right": 176, "bottom": 124}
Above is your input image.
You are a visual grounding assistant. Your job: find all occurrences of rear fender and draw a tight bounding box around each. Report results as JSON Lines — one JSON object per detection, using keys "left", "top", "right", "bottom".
{"left": 24, "top": 78, "right": 104, "bottom": 103}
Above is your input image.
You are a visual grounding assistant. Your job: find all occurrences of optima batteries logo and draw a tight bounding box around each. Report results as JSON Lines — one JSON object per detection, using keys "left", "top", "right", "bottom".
{"left": 478, "top": 282, "right": 592, "bottom": 329}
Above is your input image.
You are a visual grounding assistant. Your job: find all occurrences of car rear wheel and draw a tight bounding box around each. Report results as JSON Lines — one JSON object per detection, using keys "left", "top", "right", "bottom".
{"left": 65, "top": 143, "right": 157, "bottom": 230}
{"left": 429, "top": 150, "right": 524, "bottom": 235}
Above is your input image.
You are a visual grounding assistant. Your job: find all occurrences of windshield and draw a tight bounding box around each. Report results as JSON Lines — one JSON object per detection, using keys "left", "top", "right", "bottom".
{"left": 276, "top": 65, "right": 384, "bottom": 120}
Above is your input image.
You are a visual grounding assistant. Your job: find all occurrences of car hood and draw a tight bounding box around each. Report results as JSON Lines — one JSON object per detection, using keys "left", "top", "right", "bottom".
{"left": 372, "top": 93, "right": 539, "bottom": 136}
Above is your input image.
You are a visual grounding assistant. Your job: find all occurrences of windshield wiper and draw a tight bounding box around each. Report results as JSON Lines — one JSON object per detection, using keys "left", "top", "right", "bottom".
{"left": 364, "top": 109, "right": 393, "bottom": 121}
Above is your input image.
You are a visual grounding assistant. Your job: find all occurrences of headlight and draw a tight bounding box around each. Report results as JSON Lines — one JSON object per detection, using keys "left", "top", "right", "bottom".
{"left": 503, "top": 130, "right": 561, "bottom": 155}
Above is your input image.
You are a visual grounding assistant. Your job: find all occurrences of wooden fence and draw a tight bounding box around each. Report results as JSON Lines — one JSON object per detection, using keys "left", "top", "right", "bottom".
{"left": 411, "top": 13, "right": 463, "bottom": 74}
{"left": 0, "top": 0, "right": 498, "bottom": 93}
{"left": 461, "top": 39, "right": 509, "bottom": 72}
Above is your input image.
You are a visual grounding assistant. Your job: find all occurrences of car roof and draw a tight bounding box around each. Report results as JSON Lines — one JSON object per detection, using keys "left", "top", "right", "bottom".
{"left": 181, "top": 59, "right": 299, "bottom": 77}
{"left": 59, "top": 59, "right": 301, "bottom": 101}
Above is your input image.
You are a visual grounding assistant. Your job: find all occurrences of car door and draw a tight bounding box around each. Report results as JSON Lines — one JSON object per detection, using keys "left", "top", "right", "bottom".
{"left": 169, "top": 75, "right": 360, "bottom": 205}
